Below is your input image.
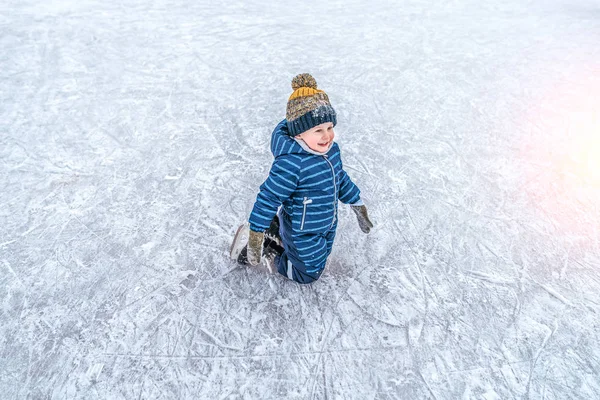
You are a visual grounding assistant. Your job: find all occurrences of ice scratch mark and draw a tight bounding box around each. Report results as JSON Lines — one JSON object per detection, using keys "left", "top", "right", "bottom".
{"left": 102, "top": 344, "right": 411, "bottom": 361}
{"left": 405, "top": 325, "right": 439, "bottom": 400}
{"left": 0, "top": 239, "right": 16, "bottom": 248}
{"left": 86, "top": 363, "right": 104, "bottom": 383}
{"left": 466, "top": 270, "right": 514, "bottom": 285}
{"left": 308, "top": 263, "right": 378, "bottom": 399}
{"left": 198, "top": 328, "right": 242, "bottom": 352}
{"left": 529, "top": 277, "right": 575, "bottom": 307}
{"left": 393, "top": 218, "right": 430, "bottom": 313}
{"left": 416, "top": 369, "right": 439, "bottom": 400}
{"left": 525, "top": 319, "right": 559, "bottom": 398}
{"left": 120, "top": 283, "right": 173, "bottom": 311}
{"left": 2, "top": 259, "right": 24, "bottom": 286}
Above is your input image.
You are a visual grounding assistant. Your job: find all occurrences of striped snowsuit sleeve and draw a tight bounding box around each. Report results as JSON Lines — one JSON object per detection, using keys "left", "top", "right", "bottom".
{"left": 249, "top": 155, "right": 300, "bottom": 232}
{"left": 337, "top": 153, "right": 361, "bottom": 204}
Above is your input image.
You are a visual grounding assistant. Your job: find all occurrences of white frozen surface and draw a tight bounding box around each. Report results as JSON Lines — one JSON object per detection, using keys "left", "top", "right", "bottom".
{"left": 1, "top": 0, "right": 600, "bottom": 398}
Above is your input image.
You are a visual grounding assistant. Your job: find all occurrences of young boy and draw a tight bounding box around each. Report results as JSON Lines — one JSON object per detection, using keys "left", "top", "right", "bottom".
{"left": 230, "top": 73, "right": 373, "bottom": 284}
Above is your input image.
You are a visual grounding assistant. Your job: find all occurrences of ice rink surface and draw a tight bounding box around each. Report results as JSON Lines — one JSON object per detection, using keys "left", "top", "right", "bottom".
{"left": 1, "top": 0, "right": 600, "bottom": 398}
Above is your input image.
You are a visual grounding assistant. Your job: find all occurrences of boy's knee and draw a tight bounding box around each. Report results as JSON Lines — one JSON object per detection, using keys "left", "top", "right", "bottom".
{"left": 294, "top": 268, "right": 324, "bottom": 284}
{"left": 295, "top": 273, "right": 320, "bottom": 284}
{"left": 279, "top": 262, "right": 323, "bottom": 284}
{"left": 276, "top": 244, "right": 327, "bottom": 284}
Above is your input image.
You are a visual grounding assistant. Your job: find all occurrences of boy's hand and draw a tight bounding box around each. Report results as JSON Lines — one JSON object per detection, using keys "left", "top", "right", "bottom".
{"left": 351, "top": 205, "right": 374, "bottom": 234}
{"left": 247, "top": 230, "right": 264, "bottom": 266}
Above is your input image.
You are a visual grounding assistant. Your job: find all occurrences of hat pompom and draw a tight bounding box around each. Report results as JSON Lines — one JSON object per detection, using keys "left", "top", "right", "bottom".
{"left": 291, "top": 73, "right": 318, "bottom": 90}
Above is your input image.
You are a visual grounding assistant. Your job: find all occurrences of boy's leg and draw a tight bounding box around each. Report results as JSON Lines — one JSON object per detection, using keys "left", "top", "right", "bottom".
{"left": 275, "top": 209, "right": 326, "bottom": 284}
{"left": 275, "top": 252, "right": 322, "bottom": 284}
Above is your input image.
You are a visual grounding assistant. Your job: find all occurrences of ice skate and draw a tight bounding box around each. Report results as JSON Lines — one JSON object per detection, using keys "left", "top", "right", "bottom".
{"left": 262, "top": 236, "right": 284, "bottom": 273}
{"left": 264, "top": 214, "right": 282, "bottom": 246}
{"left": 230, "top": 222, "right": 283, "bottom": 267}
{"left": 230, "top": 223, "right": 250, "bottom": 264}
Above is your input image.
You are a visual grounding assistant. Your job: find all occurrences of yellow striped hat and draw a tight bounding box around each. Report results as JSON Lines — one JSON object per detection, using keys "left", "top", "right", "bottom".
{"left": 286, "top": 73, "right": 337, "bottom": 136}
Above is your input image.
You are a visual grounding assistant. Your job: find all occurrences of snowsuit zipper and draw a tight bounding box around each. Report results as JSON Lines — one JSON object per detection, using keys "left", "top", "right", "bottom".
{"left": 323, "top": 155, "right": 337, "bottom": 229}
{"left": 301, "top": 197, "right": 312, "bottom": 230}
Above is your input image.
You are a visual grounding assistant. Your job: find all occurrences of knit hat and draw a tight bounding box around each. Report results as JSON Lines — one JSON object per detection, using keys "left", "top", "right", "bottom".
{"left": 286, "top": 73, "right": 337, "bottom": 137}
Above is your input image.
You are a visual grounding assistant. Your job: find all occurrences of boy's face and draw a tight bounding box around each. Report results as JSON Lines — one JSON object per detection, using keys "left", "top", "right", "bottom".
{"left": 296, "top": 122, "right": 335, "bottom": 152}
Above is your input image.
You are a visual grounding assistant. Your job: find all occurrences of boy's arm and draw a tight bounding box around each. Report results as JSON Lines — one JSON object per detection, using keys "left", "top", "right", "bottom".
{"left": 337, "top": 159, "right": 361, "bottom": 205}
{"left": 249, "top": 155, "right": 300, "bottom": 232}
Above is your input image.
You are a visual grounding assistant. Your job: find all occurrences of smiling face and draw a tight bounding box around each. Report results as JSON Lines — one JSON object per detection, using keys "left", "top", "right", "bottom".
{"left": 296, "top": 122, "right": 335, "bottom": 152}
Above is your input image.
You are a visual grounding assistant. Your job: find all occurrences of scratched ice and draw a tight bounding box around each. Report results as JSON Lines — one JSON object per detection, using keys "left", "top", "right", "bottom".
{"left": 1, "top": 0, "right": 600, "bottom": 398}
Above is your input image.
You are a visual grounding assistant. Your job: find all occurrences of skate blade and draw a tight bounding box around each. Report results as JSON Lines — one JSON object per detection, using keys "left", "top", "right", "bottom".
{"left": 229, "top": 223, "right": 249, "bottom": 260}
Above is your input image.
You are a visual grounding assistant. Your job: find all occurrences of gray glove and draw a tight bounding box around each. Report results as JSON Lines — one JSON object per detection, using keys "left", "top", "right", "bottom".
{"left": 247, "top": 230, "right": 264, "bottom": 266}
{"left": 351, "top": 205, "right": 374, "bottom": 233}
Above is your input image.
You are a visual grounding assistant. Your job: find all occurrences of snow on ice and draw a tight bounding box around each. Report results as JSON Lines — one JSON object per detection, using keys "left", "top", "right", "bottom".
{"left": 1, "top": 0, "right": 599, "bottom": 398}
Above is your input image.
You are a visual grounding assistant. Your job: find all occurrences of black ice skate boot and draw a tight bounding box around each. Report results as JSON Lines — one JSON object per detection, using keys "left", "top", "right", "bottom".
{"left": 264, "top": 215, "right": 282, "bottom": 247}
{"left": 262, "top": 236, "right": 284, "bottom": 273}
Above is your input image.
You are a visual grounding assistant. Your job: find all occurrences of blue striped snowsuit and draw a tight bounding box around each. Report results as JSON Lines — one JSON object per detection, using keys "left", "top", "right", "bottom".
{"left": 249, "top": 120, "right": 361, "bottom": 283}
